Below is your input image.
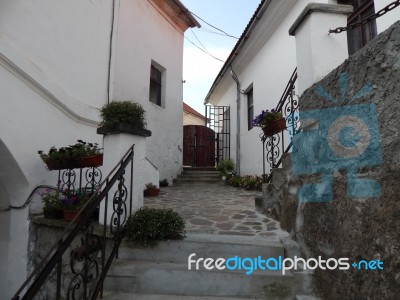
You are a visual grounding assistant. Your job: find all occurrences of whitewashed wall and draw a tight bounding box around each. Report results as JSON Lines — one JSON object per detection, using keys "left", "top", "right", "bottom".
{"left": 111, "top": 0, "right": 184, "bottom": 183}
{"left": 183, "top": 113, "right": 205, "bottom": 126}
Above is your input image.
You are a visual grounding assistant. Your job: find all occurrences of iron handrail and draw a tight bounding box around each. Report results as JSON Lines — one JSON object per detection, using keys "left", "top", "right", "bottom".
{"left": 262, "top": 68, "right": 298, "bottom": 183}
{"left": 12, "top": 144, "right": 135, "bottom": 300}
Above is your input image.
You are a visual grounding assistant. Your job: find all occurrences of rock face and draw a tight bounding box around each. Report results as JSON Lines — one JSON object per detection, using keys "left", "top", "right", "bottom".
{"left": 278, "top": 21, "right": 400, "bottom": 299}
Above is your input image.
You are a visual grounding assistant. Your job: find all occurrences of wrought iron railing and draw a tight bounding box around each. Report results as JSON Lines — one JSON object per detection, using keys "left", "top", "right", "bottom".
{"left": 262, "top": 68, "right": 299, "bottom": 182}
{"left": 12, "top": 145, "right": 135, "bottom": 300}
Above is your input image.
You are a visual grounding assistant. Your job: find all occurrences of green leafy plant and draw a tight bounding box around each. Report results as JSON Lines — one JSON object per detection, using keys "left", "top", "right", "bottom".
{"left": 145, "top": 183, "right": 158, "bottom": 190}
{"left": 125, "top": 207, "right": 186, "bottom": 246}
{"left": 38, "top": 140, "right": 101, "bottom": 165}
{"left": 159, "top": 179, "right": 169, "bottom": 187}
{"left": 228, "top": 175, "right": 263, "bottom": 191}
{"left": 100, "top": 101, "right": 147, "bottom": 129}
{"left": 252, "top": 109, "right": 283, "bottom": 128}
{"left": 40, "top": 189, "right": 63, "bottom": 211}
{"left": 216, "top": 159, "right": 235, "bottom": 177}
{"left": 61, "top": 189, "right": 92, "bottom": 211}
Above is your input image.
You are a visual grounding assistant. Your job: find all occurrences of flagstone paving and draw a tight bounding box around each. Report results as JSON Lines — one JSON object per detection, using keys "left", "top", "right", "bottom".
{"left": 144, "top": 182, "right": 284, "bottom": 238}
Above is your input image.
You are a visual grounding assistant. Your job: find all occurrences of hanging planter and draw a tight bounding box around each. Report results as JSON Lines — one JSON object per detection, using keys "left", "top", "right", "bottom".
{"left": 253, "top": 109, "right": 286, "bottom": 137}
{"left": 39, "top": 140, "right": 103, "bottom": 170}
{"left": 262, "top": 117, "right": 286, "bottom": 137}
{"left": 77, "top": 153, "right": 103, "bottom": 168}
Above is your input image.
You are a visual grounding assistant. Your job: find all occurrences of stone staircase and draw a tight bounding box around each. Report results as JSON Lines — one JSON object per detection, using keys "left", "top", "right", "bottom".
{"left": 102, "top": 234, "right": 315, "bottom": 299}
{"left": 176, "top": 167, "right": 222, "bottom": 184}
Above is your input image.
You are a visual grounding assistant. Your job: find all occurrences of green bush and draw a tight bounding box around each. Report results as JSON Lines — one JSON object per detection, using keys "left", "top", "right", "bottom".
{"left": 228, "top": 175, "right": 263, "bottom": 191}
{"left": 100, "top": 101, "right": 146, "bottom": 129}
{"left": 125, "top": 207, "right": 185, "bottom": 246}
{"left": 216, "top": 159, "right": 235, "bottom": 177}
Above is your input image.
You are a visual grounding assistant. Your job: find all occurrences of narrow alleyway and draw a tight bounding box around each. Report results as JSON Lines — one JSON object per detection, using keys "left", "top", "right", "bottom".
{"left": 144, "top": 182, "right": 286, "bottom": 239}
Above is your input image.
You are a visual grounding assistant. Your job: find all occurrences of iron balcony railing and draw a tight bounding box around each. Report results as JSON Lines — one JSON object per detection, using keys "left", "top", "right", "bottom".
{"left": 12, "top": 145, "right": 135, "bottom": 300}
{"left": 262, "top": 68, "right": 299, "bottom": 182}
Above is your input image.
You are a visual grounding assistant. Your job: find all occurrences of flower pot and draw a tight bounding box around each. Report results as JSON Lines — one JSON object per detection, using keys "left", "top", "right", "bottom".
{"left": 43, "top": 208, "right": 63, "bottom": 219}
{"left": 43, "top": 159, "right": 79, "bottom": 171}
{"left": 221, "top": 175, "right": 227, "bottom": 181}
{"left": 63, "top": 210, "right": 82, "bottom": 222}
{"left": 77, "top": 154, "right": 103, "bottom": 168}
{"left": 144, "top": 188, "right": 160, "bottom": 197}
{"left": 262, "top": 117, "right": 286, "bottom": 137}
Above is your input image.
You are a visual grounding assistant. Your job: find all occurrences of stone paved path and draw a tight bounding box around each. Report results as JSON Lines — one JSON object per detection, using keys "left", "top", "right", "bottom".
{"left": 144, "top": 182, "right": 284, "bottom": 238}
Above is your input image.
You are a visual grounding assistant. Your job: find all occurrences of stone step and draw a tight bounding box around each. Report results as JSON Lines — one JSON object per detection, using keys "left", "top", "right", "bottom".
{"left": 180, "top": 171, "right": 220, "bottom": 176}
{"left": 175, "top": 178, "right": 223, "bottom": 184}
{"left": 183, "top": 167, "right": 216, "bottom": 172}
{"left": 104, "top": 259, "right": 296, "bottom": 298}
{"left": 101, "top": 292, "right": 267, "bottom": 300}
{"left": 118, "top": 234, "right": 284, "bottom": 262}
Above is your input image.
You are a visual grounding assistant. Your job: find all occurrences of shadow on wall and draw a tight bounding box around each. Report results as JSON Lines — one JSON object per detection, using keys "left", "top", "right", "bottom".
{"left": 0, "top": 139, "right": 30, "bottom": 299}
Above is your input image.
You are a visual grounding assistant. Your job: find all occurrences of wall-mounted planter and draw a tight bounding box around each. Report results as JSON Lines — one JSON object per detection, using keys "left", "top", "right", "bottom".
{"left": 43, "top": 154, "right": 104, "bottom": 170}
{"left": 97, "top": 123, "right": 152, "bottom": 137}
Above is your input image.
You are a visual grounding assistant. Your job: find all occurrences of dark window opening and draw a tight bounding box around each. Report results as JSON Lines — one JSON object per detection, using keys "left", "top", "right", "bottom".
{"left": 338, "top": 0, "right": 377, "bottom": 55}
{"left": 150, "top": 65, "right": 162, "bottom": 106}
{"left": 247, "top": 88, "right": 254, "bottom": 131}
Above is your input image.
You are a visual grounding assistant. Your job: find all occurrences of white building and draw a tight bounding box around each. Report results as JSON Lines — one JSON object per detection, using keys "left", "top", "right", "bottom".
{"left": 183, "top": 102, "right": 206, "bottom": 126}
{"left": 0, "top": 0, "right": 198, "bottom": 298}
{"left": 204, "top": 0, "right": 399, "bottom": 176}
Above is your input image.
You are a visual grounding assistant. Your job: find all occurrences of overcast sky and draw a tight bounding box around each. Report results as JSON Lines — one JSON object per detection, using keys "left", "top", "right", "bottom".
{"left": 180, "top": 0, "right": 261, "bottom": 116}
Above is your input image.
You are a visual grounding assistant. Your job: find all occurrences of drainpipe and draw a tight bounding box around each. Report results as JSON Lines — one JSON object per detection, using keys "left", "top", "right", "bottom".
{"left": 230, "top": 65, "right": 241, "bottom": 175}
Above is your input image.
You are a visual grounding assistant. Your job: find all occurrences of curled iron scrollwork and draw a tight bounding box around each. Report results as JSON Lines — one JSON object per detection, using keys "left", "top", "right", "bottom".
{"left": 67, "top": 227, "right": 102, "bottom": 300}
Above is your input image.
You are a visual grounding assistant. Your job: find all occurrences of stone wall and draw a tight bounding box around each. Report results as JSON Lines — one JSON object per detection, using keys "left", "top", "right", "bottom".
{"left": 27, "top": 218, "right": 113, "bottom": 300}
{"left": 279, "top": 21, "right": 400, "bottom": 299}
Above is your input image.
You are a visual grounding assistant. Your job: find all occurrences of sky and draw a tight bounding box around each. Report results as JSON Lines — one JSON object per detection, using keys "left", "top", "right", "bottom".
{"left": 180, "top": 0, "right": 261, "bottom": 116}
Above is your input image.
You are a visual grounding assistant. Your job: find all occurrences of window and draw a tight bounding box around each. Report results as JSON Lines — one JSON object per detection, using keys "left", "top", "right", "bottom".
{"left": 149, "top": 64, "right": 162, "bottom": 106}
{"left": 247, "top": 88, "right": 254, "bottom": 131}
{"left": 338, "top": 0, "right": 377, "bottom": 55}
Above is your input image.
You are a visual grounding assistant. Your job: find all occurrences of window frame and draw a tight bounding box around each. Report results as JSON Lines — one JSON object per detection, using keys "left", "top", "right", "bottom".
{"left": 246, "top": 85, "right": 254, "bottom": 131}
{"left": 338, "top": 0, "right": 377, "bottom": 55}
{"left": 149, "top": 62, "right": 165, "bottom": 107}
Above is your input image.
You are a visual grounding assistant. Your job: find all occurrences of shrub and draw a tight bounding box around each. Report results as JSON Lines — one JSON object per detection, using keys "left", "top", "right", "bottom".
{"left": 217, "top": 159, "right": 235, "bottom": 177}
{"left": 125, "top": 207, "right": 185, "bottom": 246}
{"left": 100, "top": 101, "right": 146, "bottom": 129}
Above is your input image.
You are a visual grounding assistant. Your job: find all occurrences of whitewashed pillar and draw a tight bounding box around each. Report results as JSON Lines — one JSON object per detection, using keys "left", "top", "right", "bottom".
{"left": 289, "top": 3, "right": 353, "bottom": 95}
{"left": 98, "top": 126, "right": 151, "bottom": 225}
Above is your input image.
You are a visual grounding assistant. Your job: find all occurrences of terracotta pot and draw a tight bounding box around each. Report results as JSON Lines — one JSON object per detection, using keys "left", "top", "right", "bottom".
{"left": 77, "top": 154, "right": 103, "bottom": 168}
{"left": 262, "top": 117, "right": 286, "bottom": 137}
{"left": 63, "top": 210, "right": 82, "bottom": 222}
{"left": 43, "top": 208, "right": 63, "bottom": 219}
{"left": 144, "top": 188, "right": 160, "bottom": 197}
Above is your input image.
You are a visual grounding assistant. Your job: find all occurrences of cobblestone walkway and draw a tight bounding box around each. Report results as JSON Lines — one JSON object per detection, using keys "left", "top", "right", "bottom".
{"left": 144, "top": 182, "right": 283, "bottom": 238}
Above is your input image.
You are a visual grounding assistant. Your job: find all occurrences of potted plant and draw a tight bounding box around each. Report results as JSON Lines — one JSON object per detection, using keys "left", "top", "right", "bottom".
{"left": 217, "top": 160, "right": 235, "bottom": 180}
{"left": 143, "top": 183, "right": 160, "bottom": 197}
{"left": 97, "top": 101, "right": 151, "bottom": 137}
{"left": 159, "top": 179, "right": 169, "bottom": 187}
{"left": 38, "top": 140, "right": 103, "bottom": 170}
{"left": 40, "top": 189, "right": 63, "bottom": 219}
{"left": 61, "top": 189, "right": 91, "bottom": 222}
{"left": 252, "top": 109, "right": 286, "bottom": 137}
